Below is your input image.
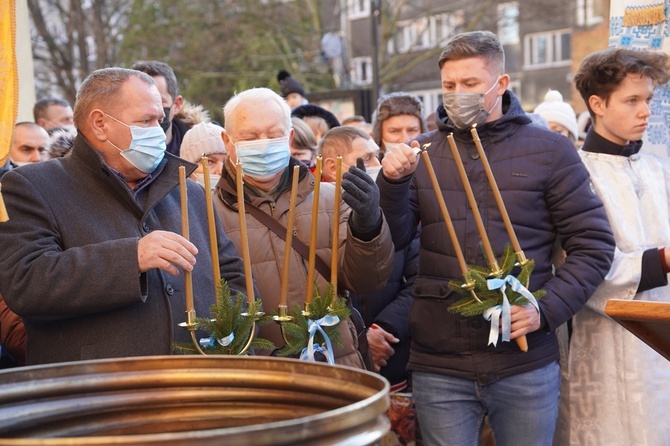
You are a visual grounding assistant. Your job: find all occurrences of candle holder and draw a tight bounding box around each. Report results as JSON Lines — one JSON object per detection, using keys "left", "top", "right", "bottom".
{"left": 274, "top": 305, "right": 294, "bottom": 346}
{"left": 275, "top": 284, "right": 349, "bottom": 365}
{"left": 447, "top": 245, "right": 544, "bottom": 352}
{"left": 175, "top": 279, "right": 275, "bottom": 356}
{"left": 421, "top": 142, "right": 542, "bottom": 351}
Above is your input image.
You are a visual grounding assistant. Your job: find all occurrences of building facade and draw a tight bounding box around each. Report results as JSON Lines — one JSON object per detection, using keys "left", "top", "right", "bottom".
{"left": 331, "top": 0, "right": 610, "bottom": 117}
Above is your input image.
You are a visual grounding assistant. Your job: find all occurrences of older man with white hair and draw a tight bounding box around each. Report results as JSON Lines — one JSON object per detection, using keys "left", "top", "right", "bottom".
{"left": 213, "top": 87, "right": 394, "bottom": 369}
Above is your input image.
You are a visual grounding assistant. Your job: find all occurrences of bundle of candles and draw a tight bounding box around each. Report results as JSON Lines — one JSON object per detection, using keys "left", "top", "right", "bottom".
{"left": 175, "top": 159, "right": 272, "bottom": 356}
{"left": 176, "top": 156, "right": 348, "bottom": 363}
{"left": 422, "top": 126, "right": 544, "bottom": 352}
{"left": 273, "top": 157, "right": 350, "bottom": 364}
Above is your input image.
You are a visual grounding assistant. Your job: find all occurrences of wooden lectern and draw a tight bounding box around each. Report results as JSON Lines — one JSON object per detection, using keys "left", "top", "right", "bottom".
{"left": 605, "top": 299, "right": 670, "bottom": 362}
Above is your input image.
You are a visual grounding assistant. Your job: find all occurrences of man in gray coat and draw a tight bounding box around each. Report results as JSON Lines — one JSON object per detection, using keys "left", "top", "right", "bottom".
{"left": 0, "top": 68, "right": 248, "bottom": 365}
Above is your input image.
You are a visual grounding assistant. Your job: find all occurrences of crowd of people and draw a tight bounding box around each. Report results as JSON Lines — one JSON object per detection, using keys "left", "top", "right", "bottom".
{"left": 1, "top": 30, "right": 669, "bottom": 445}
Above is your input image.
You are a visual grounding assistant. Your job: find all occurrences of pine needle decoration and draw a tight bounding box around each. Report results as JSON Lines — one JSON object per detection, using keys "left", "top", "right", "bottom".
{"left": 173, "top": 279, "right": 275, "bottom": 355}
{"left": 448, "top": 244, "right": 546, "bottom": 317}
{"left": 276, "top": 283, "right": 350, "bottom": 358}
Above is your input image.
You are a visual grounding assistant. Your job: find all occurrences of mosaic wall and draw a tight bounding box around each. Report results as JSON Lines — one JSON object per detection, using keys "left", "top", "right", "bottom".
{"left": 609, "top": 3, "right": 670, "bottom": 157}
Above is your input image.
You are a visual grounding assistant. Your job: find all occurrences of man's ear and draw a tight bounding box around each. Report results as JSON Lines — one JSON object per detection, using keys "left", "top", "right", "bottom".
{"left": 222, "top": 130, "right": 236, "bottom": 163}
{"left": 173, "top": 95, "right": 184, "bottom": 115}
{"left": 589, "top": 95, "right": 605, "bottom": 118}
{"left": 288, "top": 127, "right": 295, "bottom": 147}
{"left": 322, "top": 156, "right": 336, "bottom": 182}
{"left": 89, "top": 109, "right": 108, "bottom": 142}
{"left": 497, "top": 74, "right": 510, "bottom": 94}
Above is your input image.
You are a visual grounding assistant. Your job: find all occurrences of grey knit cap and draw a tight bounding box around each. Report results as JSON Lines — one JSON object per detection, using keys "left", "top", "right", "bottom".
{"left": 372, "top": 92, "right": 428, "bottom": 146}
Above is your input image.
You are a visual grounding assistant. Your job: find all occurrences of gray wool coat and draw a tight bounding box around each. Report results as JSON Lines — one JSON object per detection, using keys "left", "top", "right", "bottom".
{"left": 0, "top": 135, "right": 248, "bottom": 365}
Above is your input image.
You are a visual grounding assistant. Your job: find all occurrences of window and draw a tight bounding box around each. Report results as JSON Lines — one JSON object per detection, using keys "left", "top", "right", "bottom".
{"left": 388, "top": 12, "right": 464, "bottom": 55}
{"left": 411, "top": 89, "right": 443, "bottom": 117}
{"left": 576, "top": 0, "right": 604, "bottom": 26}
{"left": 497, "top": 2, "right": 519, "bottom": 45}
{"left": 347, "top": 0, "right": 370, "bottom": 20}
{"left": 524, "top": 29, "right": 571, "bottom": 69}
{"left": 351, "top": 56, "right": 373, "bottom": 86}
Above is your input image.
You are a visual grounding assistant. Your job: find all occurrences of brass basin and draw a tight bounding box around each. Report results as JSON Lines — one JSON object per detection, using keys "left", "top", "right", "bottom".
{"left": 0, "top": 355, "right": 389, "bottom": 445}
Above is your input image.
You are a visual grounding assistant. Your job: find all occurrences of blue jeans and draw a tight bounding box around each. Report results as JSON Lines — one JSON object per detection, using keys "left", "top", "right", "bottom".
{"left": 412, "top": 361, "right": 560, "bottom": 446}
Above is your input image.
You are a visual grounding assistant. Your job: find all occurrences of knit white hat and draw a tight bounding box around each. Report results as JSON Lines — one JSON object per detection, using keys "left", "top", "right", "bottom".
{"left": 179, "top": 122, "right": 226, "bottom": 163}
{"left": 533, "top": 90, "right": 578, "bottom": 141}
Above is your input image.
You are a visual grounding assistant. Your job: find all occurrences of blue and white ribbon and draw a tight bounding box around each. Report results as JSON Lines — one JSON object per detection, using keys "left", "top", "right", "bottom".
{"left": 300, "top": 315, "right": 340, "bottom": 365}
{"left": 483, "top": 275, "right": 540, "bottom": 347}
{"left": 199, "top": 331, "right": 235, "bottom": 349}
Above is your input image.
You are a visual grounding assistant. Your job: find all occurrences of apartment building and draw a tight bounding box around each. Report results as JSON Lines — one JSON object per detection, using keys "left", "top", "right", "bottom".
{"left": 325, "top": 0, "right": 610, "bottom": 116}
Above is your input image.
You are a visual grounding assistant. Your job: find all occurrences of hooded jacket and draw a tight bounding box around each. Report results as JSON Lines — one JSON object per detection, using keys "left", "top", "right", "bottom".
{"left": 350, "top": 231, "right": 419, "bottom": 385}
{"left": 214, "top": 157, "right": 395, "bottom": 368}
{"left": 168, "top": 101, "right": 211, "bottom": 156}
{"left": 0, "top": 135, "right": 248, "bottom": 365}
{"left": 377, "top": 91, "right": 615, "bottom": 384}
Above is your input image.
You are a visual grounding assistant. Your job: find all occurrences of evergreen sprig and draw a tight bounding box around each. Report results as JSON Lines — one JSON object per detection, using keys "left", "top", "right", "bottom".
{"left": 276, "top": 283, "right": 350, "bottom": 358}
{"left": 448, "top": 244, "right": 546, "bottom": 317}
{"left": 173, "top": 279, "right": 275, "bottom": 355}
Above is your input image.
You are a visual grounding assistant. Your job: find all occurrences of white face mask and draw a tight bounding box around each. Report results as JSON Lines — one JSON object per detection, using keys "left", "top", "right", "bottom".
{"left": 365, "top": 165, "right": 382, "bottom": 182}
{"left": 383, "top": 141, "right": 403, "bottom": 152}
{"left": 194, "top": 173, "right": 221, "bottom": 191}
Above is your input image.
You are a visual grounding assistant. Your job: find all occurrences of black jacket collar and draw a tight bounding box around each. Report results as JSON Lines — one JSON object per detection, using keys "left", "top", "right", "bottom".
{"left": 581, "top": 128, "right": 643, "bottom": 157}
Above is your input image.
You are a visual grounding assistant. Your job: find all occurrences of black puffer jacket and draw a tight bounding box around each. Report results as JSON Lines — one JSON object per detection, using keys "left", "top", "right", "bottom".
{"left": 350, "top": 231, "right": 420, "bottom": 385}
{"left": 377, "top": 91, "right": 615, "bottom": 384}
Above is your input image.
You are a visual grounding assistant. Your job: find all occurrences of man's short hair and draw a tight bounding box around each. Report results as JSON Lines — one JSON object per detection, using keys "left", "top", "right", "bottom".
{"left": 33, "top": 98, "right": 71, "bottom": 122}
{"left": 437, "top": 30, "right": 505, "bottom": 75}
{"left": 223, "top": 88, "right": 292, "bottom": 136}
{"left": 73, "top": 68, "right": 154, "bottom": 129}
{"left": 341, "top": 115, "right": 367, "bottom": 126}
{"left": 318, "top": 126, "right": 371, "bottom": 159}
{"left": 574, "top": 48, "right": 670, "bottom": 120}
{"left": 131, "top": 60, "right": 179, "bottom": 101}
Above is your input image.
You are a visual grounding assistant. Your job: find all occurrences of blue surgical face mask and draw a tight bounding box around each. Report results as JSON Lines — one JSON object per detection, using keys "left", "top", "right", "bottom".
{"left": 106, "top": 114, "right": 166, "bottom": 173}
{"left": 442, "top": 77, "right": 501, "bottom": 130}
{"left": 234, "top": 135, "right": 290, "bottom": 180}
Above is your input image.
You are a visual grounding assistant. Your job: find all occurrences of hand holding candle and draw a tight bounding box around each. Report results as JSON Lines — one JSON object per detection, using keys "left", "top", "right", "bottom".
{"left": 380, "top": 142, "right": 421, "bottom": 180}
{"left": 470, "top": 125, "right": 531, "bottom": 352}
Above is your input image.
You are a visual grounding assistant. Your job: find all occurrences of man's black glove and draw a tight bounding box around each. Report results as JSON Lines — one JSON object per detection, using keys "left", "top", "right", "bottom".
{"left": 342, "top": 158, "right": 382, "bottom": 241}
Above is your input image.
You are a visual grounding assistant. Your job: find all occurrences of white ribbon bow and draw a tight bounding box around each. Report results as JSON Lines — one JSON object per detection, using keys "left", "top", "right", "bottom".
{"left": 300, "top": 315, "right": 339, "bottom": 365}
{"left": 199, "top": 331, "right": 235, "bottom": 348}
{"left": 483, "top": 275, "right": 540, "bottom": 347}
